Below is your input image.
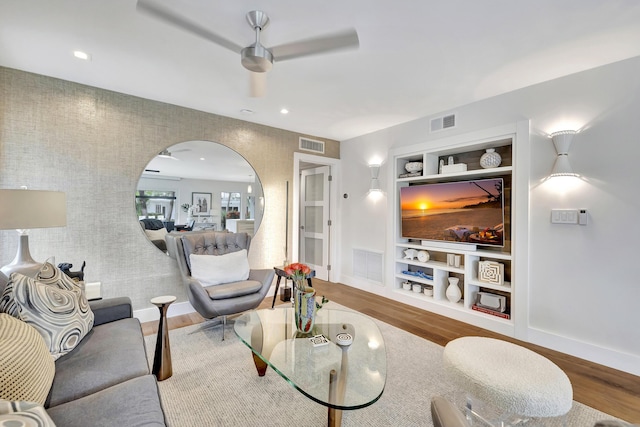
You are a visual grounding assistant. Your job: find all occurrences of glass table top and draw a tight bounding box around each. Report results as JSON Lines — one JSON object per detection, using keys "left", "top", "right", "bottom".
{"left": 234, "top": 307, "right": 387, "bottom": 410}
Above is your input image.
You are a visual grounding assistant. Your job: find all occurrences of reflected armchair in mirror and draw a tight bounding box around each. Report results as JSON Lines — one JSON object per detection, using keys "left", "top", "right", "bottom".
{"left": 139, "top": 219, "right": 168, "bottom": 252}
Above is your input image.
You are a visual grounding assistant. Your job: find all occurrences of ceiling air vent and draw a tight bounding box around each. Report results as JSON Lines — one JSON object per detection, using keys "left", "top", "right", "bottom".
{"left": 430, "top": 113, "right": 456, "bottom": 132}
{"left": 299, "top": 137, "right": 325, "bottom": 154}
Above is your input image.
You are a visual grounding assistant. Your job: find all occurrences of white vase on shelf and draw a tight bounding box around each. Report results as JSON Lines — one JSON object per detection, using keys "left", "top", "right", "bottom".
{"left": 480, "top": 148, "right": 502, "bottom": 169}
{"left": 446, "top": 277, "right": 462, "bottom": 303}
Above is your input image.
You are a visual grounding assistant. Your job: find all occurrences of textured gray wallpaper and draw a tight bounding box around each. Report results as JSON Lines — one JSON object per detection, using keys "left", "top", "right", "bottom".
{"left": 0, "top": 67, "right": 339, "bottom": 311}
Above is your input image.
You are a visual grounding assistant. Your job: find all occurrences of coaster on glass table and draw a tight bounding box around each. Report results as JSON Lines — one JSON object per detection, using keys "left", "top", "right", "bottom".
{"left": 335, "top": 333, "right": 353, "bottom": 347}
{"left": 309, "top": 334, "right": 330, "bottom": 347}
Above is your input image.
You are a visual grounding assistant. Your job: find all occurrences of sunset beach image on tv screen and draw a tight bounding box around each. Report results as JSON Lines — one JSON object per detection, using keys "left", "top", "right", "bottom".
{"left": 400, "top": 178, "right": 504, "bottom": 247}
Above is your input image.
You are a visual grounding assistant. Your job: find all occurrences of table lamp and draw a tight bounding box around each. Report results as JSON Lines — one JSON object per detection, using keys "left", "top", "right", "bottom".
{"left": 0, "top": 189, "right": 67, "bottom": 278}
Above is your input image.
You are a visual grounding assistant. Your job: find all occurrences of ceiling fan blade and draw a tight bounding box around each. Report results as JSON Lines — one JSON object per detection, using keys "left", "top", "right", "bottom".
{"left": 249, "top": 71, "right": 266, "bottom": 98}
{"left": 270, "top": 28, "right": 359, "bottom": 62}
{"left": 136, "top": 0, "right": 242, "bottom": 54}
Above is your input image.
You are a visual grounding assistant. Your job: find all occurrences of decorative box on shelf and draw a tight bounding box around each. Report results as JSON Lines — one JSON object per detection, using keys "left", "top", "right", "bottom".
{"left": 441, "top": 163, "right": 467, "bottom": 174}
{"left": 478, "top": 260, "right": 505, "bottom": 285}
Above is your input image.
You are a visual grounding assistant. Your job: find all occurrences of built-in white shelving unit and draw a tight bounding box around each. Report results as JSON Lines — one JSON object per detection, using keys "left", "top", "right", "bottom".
{"left": 388, "top": 124, "right": 527, "bottom": 337}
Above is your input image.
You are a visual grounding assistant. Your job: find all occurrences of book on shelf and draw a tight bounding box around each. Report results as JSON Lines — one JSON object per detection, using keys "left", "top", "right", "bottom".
{"left": 471, "top": 304, "right": 511, "bottom": 320}
{"left": 398, "top": 171, "right": 422, "bottom": 178}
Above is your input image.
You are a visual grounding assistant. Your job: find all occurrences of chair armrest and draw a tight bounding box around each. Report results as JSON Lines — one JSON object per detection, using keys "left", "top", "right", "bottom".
{"left": 431, "top": 396, "right": 470, "bottom": 427}
{"left": 249, "top": 268, "right": 276, "bottom": 287}
{"left": 89, "top": 297, "right": 133, "bottom": 326}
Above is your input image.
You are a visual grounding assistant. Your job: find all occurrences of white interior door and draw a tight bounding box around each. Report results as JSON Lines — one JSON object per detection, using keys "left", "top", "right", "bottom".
{"left": 299, "top": 166, "right": 330, "bottom": 280}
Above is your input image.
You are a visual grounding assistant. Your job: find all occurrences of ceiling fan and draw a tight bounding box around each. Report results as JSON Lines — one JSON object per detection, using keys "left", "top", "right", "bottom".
{"left": 157, "top": 148, "right": 190, "bottom": 159}
{"left": 136, "top": 1, "right": 359, "bottom": 96}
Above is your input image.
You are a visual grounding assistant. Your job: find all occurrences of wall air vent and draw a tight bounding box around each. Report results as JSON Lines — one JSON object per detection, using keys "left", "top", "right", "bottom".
{"left": 353, "top": 249, "right": 383, "bottom": 285}
{"left": 430, "top": 113, "right": 457, "bottom": 133}
{"left": 299, "top": 137, "right": 325, "bottom": 154}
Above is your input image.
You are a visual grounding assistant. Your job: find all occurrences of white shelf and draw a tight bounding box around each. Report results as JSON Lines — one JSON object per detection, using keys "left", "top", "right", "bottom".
{"left": 468, "top": 279, "right": 512, "bottom": 294}
{"left": 396, "top": 258, "right": 464, "bottom": 274}
{"left": 397, "top": 165, "right": 513, "bottom": 182}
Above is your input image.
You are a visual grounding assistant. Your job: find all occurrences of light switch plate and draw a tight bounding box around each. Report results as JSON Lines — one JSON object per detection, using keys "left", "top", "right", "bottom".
{"left": 551, "top": 209, "right": 579, "bottom": 224}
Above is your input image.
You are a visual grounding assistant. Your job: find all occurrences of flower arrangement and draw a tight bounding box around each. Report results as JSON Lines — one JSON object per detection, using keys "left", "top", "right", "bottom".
{"left": 283, "top": 262, "right": 328, "bottom": 311}
{"left": 181, "top": 203, "right": 190, "bottom": 212}
{"left": 283, "top": 262, "right": 311, "bottom": 282}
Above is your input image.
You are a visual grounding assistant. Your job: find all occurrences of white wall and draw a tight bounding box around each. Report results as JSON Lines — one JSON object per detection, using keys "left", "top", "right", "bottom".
{"left": 338, "top": 56, "right": 640, "bottom": 375}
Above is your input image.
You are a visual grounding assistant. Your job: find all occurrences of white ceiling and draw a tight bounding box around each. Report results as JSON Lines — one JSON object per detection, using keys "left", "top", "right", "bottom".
{"left": 142, "top": 140, "right": 257, "bottom": 182}
{"left": 2, "top": 1, "right": 640, "bottom": 142}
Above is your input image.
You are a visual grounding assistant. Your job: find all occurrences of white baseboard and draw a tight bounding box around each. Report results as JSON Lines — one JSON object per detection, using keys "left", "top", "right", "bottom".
{"left": 133, "top": 284, "right": 280, "bottom": 324}
{"left": 527, "top": 327, "right": 640, "bottom": 377}
{"left": 337, "top": 276, "right": 640, "bottom": 377}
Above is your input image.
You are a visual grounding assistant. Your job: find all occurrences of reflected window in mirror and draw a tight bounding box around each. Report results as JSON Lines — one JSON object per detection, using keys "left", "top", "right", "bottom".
{"left": 246, "top": 196, "right": 255, "bottom": 220}
{"left": 136, "top": 190, "right": 176, "bottom": 224}
{"left": 221, "top": 192, "right": 240, "bottom": 230}
{"left": 136, "top": 190, "right": 176, "bottom": 252}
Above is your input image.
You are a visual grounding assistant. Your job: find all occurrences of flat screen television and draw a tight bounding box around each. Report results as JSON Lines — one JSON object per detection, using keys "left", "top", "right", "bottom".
{"left": 400, "top": 177, "right": 505, "bottom": 247}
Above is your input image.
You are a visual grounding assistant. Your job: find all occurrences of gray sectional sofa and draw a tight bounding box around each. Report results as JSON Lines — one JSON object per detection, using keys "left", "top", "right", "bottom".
{"left": 0, "top": 268, "right": 166, "bottom": 426}
{"left": 45, "top": 297, "right": 167, "bottom": 426}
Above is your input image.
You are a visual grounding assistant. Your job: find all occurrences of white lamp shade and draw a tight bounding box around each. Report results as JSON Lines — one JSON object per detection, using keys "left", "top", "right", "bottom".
{"left": 369, "top": 178, "right": 381, "bottom": 191}
{"left": 0, "top": 189, "right": 67, "bottom": 230}
{"left": 550, "top": 130, "right": 578, "bottom": 177}
{"left": 551, "top": 131, "right": 575, "bottom": 154}
{"left": 550, "top": 154, "right": 576, "bottom": 177}
{"left": 368, "top": 164, "right": 381, "bottom": 192}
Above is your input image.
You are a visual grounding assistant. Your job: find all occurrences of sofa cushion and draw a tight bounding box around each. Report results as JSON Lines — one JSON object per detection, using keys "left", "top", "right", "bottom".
{"left": 190, "top": 249, "right": 250, "bottom": 286}
{"left": 47, "top": 375, "right": 165, "bottom": 427}
{"left": 9, "top": 272, "right": 94, "bottom": 360}
{"left": 204, "top": 280, "right": 263, "bottom": 300}
{"left": 0, "top": 399, "right": 56, "bottom": 426}
{"left": 47, "top": 318, "right": 150, "bottom": 407}
{"left": 0, "top": 314, "right": 55, "bottom": 405}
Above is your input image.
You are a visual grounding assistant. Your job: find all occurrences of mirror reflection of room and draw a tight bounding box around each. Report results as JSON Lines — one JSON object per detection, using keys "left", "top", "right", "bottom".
{"left": 136, "top": 140, "right": 264, "bottom": 252}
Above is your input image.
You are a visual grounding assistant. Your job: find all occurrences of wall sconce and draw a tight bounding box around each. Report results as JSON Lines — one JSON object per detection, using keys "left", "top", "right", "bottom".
{"left": 369, "top": 164, "right": 381, "bottom": 193}
{"left": 550, "top": 130, "right": 578, "bottom": 177}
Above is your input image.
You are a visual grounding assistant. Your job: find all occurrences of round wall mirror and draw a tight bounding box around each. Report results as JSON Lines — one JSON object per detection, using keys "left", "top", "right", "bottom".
{"left": 136, "top": 140, "right": 264, "bottom": 252}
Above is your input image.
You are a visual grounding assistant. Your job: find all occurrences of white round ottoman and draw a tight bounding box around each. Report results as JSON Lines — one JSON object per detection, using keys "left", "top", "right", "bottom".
{"left": 443, "top": 337, "right": 573, "bottom": 418}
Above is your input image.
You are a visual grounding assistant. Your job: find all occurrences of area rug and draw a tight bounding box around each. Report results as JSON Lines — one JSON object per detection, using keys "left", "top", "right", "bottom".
{"left": 145, "top": 303, "right": 617, "bottom": 426}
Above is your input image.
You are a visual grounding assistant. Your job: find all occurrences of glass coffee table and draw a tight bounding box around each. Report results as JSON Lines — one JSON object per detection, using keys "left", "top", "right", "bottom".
{"left": 234, "top": 307, "right": 386, "bottom": 427}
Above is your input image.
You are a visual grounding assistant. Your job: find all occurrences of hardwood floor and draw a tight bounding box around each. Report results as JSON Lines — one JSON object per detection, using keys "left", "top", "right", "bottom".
{"left": 141, "top": 279, "right": 640, "bottom": 423}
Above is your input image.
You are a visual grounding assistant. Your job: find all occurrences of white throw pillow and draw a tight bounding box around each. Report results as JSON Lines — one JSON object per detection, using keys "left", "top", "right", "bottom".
{"left": 144, "top": 228, "right": 167, "bottom": 241}
{"left": 190, "top": 250, "right": 250, "bottom": 286}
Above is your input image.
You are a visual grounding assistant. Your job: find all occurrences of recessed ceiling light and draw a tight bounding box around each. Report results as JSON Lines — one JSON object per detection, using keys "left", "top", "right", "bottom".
{"left": 73, "top": 50, "right": 91, "bottom": 61}
{"left": 280, "top": 108, "right": 289, "bottom": 115}
{"left": 200, "top": 157, "right": 205, "bottom": 161}
{"left": 240, "top": 109, "right": 254, "bottom": 114}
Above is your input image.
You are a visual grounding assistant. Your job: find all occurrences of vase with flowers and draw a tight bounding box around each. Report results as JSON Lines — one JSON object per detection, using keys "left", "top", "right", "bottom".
{"left": 283, "top": 262, "right": 328, "bottom": 333}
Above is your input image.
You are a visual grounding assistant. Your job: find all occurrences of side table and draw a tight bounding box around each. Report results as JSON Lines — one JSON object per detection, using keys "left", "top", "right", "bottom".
{"left": 271, "top": 266, "right": 316, "bottom": 308}
{"left": 151, "top": 295, "right": 176, "bottom": 381}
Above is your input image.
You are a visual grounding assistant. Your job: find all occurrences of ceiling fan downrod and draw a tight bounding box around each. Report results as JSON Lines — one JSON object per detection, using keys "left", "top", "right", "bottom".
{"left": 241, "top": 10, "right": 273, "bottom": 73}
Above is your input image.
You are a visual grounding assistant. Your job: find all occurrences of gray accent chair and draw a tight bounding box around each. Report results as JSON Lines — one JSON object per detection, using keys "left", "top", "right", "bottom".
{"left": 174, "top": 231, "right": 274, "bottom": 339}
